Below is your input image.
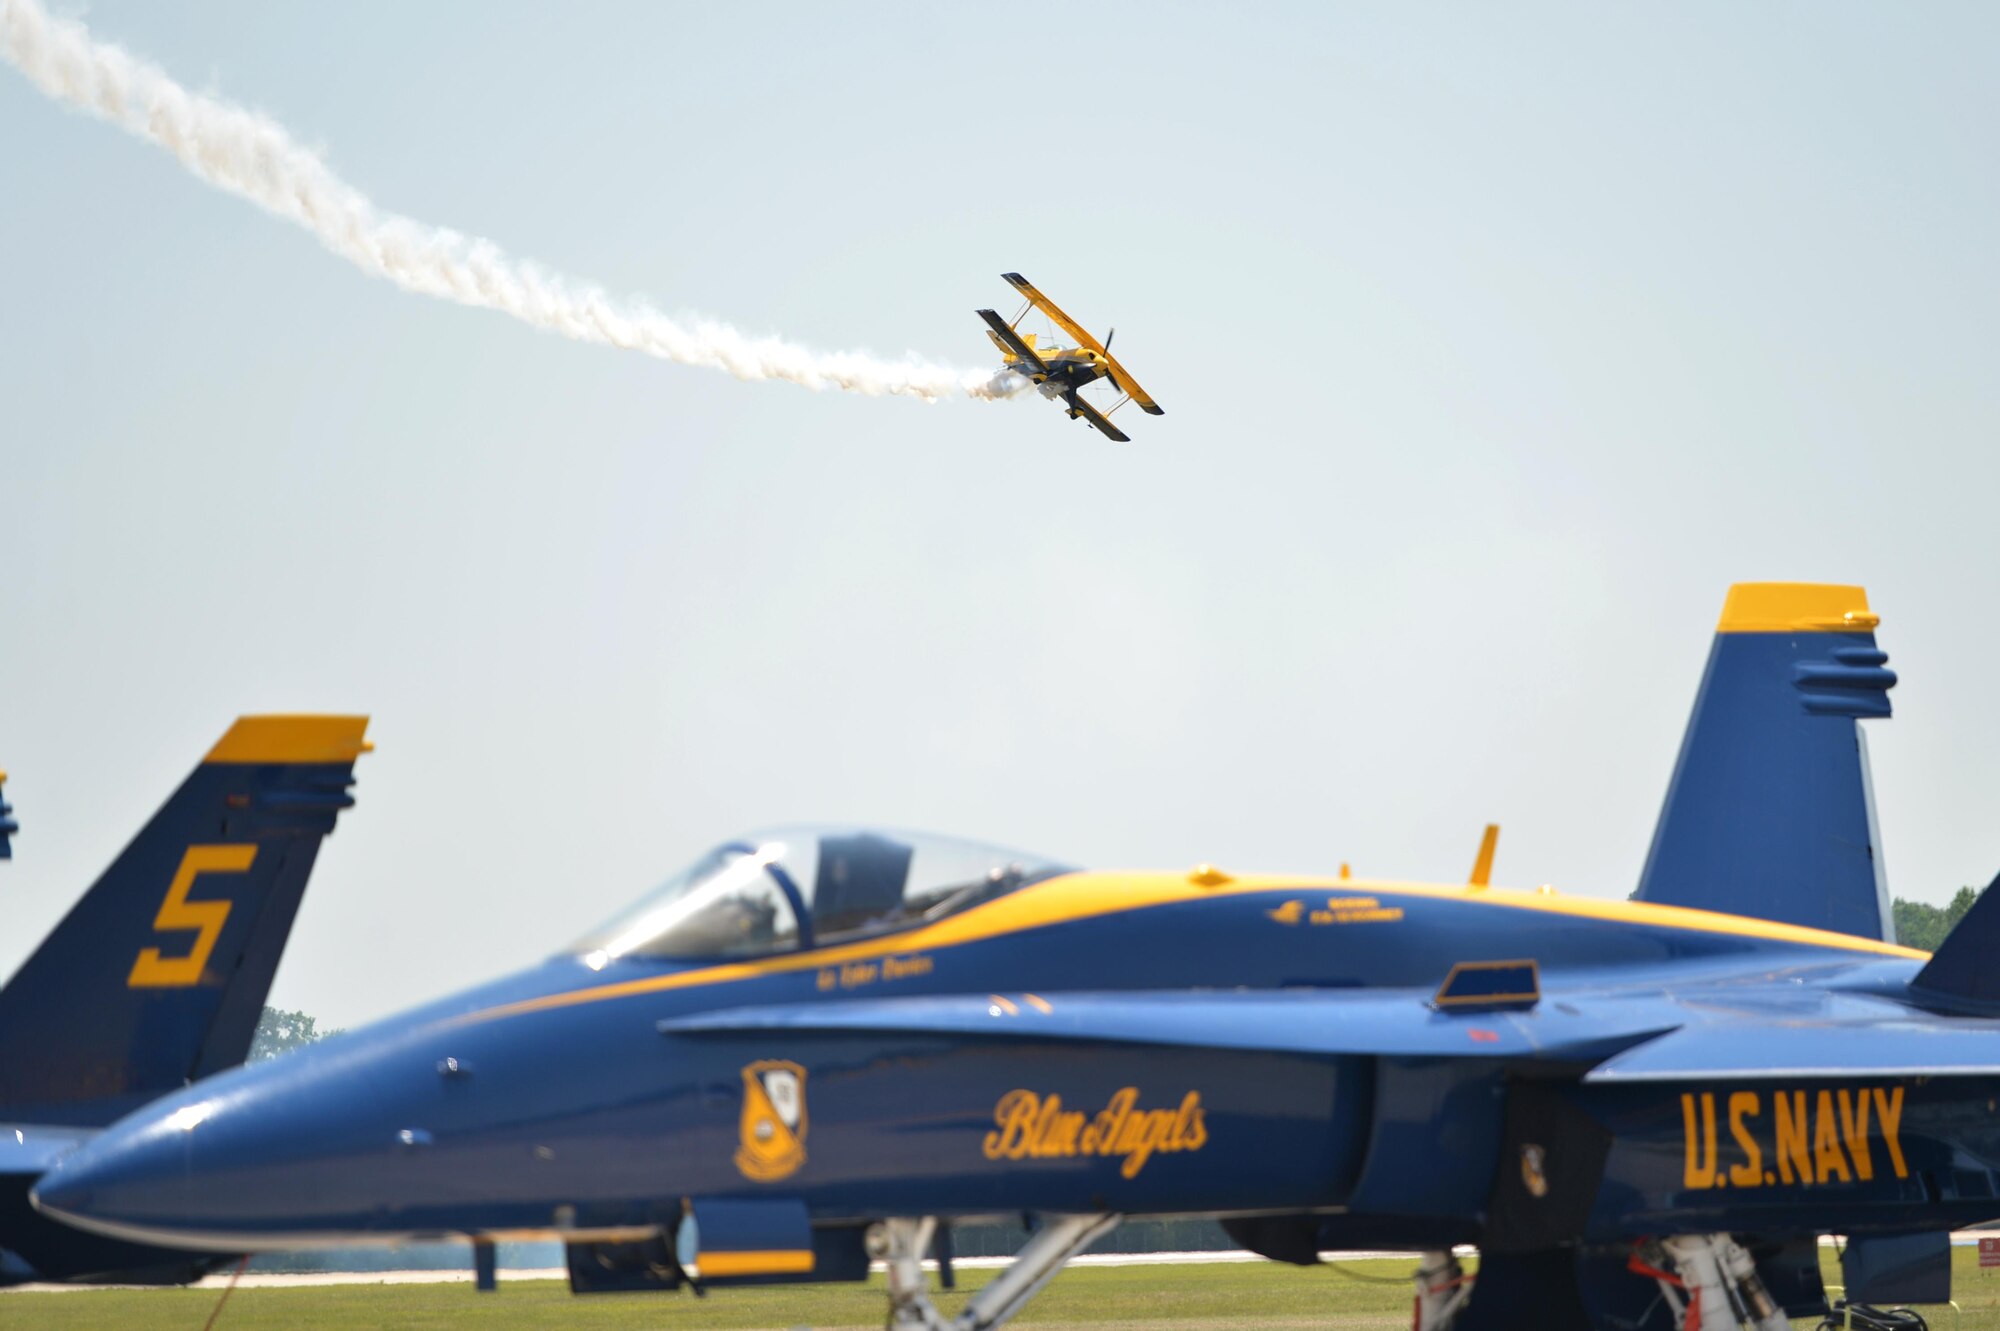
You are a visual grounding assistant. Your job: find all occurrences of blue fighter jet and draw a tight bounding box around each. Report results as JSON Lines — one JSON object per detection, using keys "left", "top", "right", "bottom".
{"left": 0, "top": 716, "right": 368, "bottom": 1286}
{"left": 28, "top": 587, "right": 2000, "bottom": 1329}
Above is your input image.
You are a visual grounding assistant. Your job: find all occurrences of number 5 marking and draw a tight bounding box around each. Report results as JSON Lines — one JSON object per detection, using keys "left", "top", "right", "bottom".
{"left": 127, "top": 845, "right": 257, "bottom": 988}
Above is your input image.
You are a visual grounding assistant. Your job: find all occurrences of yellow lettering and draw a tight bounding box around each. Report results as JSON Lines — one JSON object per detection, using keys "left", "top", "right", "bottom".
{"left": 1728, "top": 1092, "right": 1763, "bottom": 1188}
{"left": 1093, "top": 1087, "right": 1137, "bottom": 1157}
{"left": 985, "top": 1087, "right": 1206, "bottom": 1175}
{"left": 1774, "top": 1091, "right": 1812, "bottom": 1185}
{"left": 1031, "top": 1094, "right": 1062, "bottom": 1153}
{"left": 983, "top": 1090, "right": 1039, "bottom": 1160}
{"left": 128, "top": 845, "right": 255, "bottom": 988}
{"left": 1837, "top": 1090, "right": 1874, "bottom": 1181}
{"left": 1114, "top": 1111, "right": 1161, "bottom": 1178}
{"left": 1874, "top": 1086, "right": 1908, "bottom": 1179}
{"left": 1682, "top": 1093, "right": 1718, "bottom": 1189}
{"left": 1300, "top": 898, "right": 1407, "bottom": 926}
{"left": 881, "top": 954, "right": 934, "bottom": 981}
{"left": 1813, "top": 1090, "right": 1852, "bottom": 1183}
{"left": 1169, "top": 1090, "right": 1200, "bottom": 1149}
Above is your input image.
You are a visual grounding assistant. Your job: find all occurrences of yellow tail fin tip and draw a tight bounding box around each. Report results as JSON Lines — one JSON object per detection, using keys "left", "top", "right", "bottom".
{"left": 205, "top": 715, "right": 371, "bottom": 765}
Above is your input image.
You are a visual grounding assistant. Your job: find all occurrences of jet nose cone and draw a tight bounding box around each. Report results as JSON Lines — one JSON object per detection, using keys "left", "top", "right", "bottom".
{"left": 26, "top": 1169, "right": 102, "bottom": 1229}
{"left": 30, "top": 1099, "right": 211, "bottom": 1246}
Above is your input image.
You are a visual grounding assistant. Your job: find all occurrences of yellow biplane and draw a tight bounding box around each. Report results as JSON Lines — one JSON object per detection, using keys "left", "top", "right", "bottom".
{"left": 977, "top": 273, "right": 1163, "bottom": 442}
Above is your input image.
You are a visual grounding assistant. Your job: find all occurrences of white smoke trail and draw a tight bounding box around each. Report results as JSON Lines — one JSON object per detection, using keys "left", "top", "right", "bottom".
{"left": 0, "top": 0, "right": 1023, "bottom": 402}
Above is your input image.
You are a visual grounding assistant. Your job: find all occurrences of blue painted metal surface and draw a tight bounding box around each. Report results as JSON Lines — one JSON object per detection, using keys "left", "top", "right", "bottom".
{"left": 1913, "top": 867, "right": 2000, "bottom": 1010}
{"left": 0, "top": 720, "right": 366, "bottom": 1286}
{"left": 0, "top": 756, "right": 357, "bottom": 1124}
{"left": 23, "top": 872, "right": 1975, "bottom": 1254}
{"left": 1636, "top": 624, "right": 1896, "bottom": 940}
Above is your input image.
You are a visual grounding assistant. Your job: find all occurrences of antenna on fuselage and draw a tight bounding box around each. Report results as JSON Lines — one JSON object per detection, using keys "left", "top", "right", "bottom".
{"left": 1468, "top": 824, "right": 1499, "bottom": 889}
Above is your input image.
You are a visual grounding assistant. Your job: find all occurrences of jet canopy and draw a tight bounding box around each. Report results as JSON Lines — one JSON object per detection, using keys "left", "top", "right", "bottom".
{"left": 571, "top": 827, "right": 1073, "bottom": 964}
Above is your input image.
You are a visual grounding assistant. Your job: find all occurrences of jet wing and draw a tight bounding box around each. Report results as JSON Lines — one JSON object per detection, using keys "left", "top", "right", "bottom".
{"left": 659, "top": 988, "right": 1670, "bottom": 1065}
{"left": 1067, "top": 394, "right": 1131, "bottom": 443}
{"left": 1001, "top": 273, "right": 1163, "bottom": 415}
{"left": 0, "top": 1124, "right": 95, "bottom": 1177}
{"left": 1583, "top": 1012, "right": 2000, "bottom": 1082}
{"left": 975, "top": 309, "right": 1050, "bottom": 377}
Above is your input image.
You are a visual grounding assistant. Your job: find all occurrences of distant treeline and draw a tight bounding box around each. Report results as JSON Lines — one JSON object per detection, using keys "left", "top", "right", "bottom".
{"left": 248, "top": 1007, "right": 340, "bottom": 1062}
{"left": 1892, "top": 885, "right": 1982, "bottom": 952}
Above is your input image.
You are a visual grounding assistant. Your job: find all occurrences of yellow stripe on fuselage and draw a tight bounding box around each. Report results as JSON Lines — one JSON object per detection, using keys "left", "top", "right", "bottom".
{"left": 457, "top": 871, "right": 1927, "bottom": 1028}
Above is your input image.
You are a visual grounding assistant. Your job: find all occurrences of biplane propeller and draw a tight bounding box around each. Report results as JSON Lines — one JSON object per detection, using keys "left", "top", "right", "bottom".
{"left": 977, "top": 272, "right": 1163, "bottom": 442}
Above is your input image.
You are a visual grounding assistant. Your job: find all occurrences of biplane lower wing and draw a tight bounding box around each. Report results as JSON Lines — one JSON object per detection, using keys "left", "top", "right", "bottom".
{"left": 975, "top": 309, "right": 1050, "bottom": 376}
{"left": 1066, "top": 393, "right": 1130, "bottom": 443}
{"left": 1001, "top": 273, "right": 1163, "bottom": 415}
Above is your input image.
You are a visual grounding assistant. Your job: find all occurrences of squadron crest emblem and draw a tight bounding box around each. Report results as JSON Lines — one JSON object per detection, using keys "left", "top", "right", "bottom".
{"left": 1520, "top": 1143, "right": 1550, "bottom": 1199}
{"left": 735, "top": 1060, "right": 808, "bottom": 1182}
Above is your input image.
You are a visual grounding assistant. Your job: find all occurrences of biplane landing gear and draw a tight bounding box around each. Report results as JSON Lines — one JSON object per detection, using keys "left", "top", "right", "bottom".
{"left": 869, "top": 1213, "right": 1122, "bottom": 1331}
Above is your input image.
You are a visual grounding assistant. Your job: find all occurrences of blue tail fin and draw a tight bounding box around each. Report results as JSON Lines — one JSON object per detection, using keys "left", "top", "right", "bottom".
{"left": 1634, "top": 584, "right": 1896, "bottom": 940}
{"left": 0, "top": 717, "right": 368, "bottom": 1125}
{"left": 0, "top": 770, "right": 15, "bottom": 859}
{"left": 1910, "top": 873, "right": 2000, "bottom": 1007}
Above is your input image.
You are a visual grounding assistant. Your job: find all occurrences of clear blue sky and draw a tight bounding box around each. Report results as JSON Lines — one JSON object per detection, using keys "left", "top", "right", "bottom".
{"left": 3, "top": 3, "right": 1996, "bottom": 1027}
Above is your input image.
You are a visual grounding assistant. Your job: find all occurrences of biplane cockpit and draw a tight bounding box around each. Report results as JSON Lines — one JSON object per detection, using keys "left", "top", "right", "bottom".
{"left": 977, "top": 273, "right": 1163, "bottom": 442}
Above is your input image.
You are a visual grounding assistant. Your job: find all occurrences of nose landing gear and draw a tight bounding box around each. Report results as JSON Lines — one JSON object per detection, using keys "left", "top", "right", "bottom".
{"left": 1414, "top": 1250, "right": 1475, "bottom": 1330}
{"left": 869, "top": 1212, "right": 1122, "bottom": 1331}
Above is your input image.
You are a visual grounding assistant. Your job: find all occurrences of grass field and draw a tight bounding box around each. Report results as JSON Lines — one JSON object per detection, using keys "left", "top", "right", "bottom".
{"left": 6, "top": 1252, "right": 2000, "bottom": 1330}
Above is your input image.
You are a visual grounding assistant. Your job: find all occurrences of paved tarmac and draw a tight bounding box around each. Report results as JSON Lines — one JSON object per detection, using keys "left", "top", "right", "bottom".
{"left": 8, "top": 1236, "right": 1993, "bottom": 1294}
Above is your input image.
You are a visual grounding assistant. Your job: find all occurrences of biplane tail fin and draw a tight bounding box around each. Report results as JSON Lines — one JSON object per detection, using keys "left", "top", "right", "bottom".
{"left": 976, "top": 308, "right": 1050, "bottom": 376}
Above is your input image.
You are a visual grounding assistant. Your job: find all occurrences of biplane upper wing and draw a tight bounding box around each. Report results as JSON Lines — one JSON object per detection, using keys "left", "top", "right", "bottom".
{"left": 975, "top": 308, "right": 1050, "bottom": 377}
{"left": 1066, "top": 393, "right": 1131, "bottom": 443}
{"left": 1100, "top": 352, "right": 1164, "bottom": 416}
{"left": 1001, "top": 274, "right": 1164, "bottom": 415}
{"left": 1001, "top": 273, "right": 1095, "bottom": 349}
